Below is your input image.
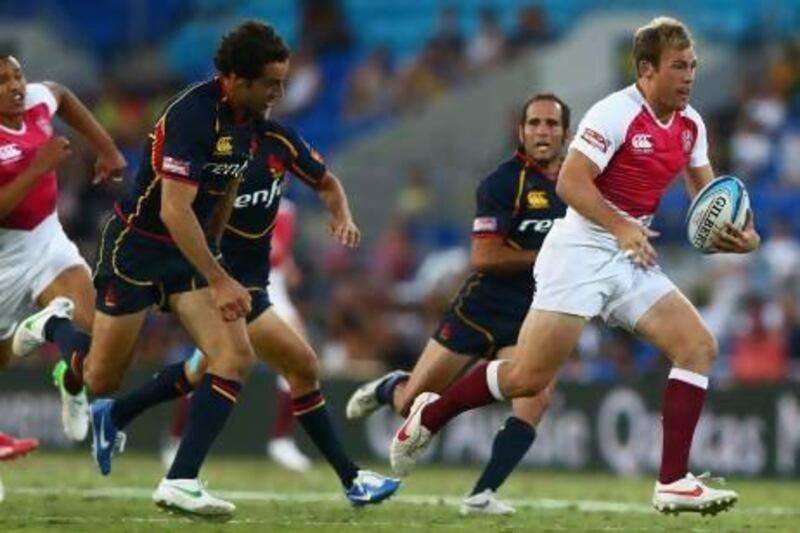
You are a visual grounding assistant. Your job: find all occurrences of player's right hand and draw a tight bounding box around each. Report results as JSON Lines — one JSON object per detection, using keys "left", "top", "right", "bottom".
{"left": 612, "top": 219, "right": 659, "bottom": 268}
{"left": 30, "top": 136, "right": 71, "bottom": 176}
{"left": 209, "top": 274, "right": 252, "bottom": 322}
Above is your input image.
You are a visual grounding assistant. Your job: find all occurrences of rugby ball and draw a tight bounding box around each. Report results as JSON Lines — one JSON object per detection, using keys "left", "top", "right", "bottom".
{"left": 686, "top": 175, "right": 749, "bottom": 253}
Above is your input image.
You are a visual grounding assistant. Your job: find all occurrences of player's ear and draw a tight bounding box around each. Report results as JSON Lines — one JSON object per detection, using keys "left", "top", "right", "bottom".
{"left": 637, "top": 59, "right": 654, "bottom": 78}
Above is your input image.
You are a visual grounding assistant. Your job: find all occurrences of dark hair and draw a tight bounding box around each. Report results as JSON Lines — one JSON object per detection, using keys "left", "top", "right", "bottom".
{"left": 214, "top": 21, "right": 290, "bottom": 80}
{"left": 519, "top": 92, "right": 571, "bottom": 130}
{"left": 633, "top": 16, "right": 693, "bottom": 75}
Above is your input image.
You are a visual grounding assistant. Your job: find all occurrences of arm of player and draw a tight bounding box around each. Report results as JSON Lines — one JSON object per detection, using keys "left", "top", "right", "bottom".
{"left": 316, "top": 171, "right": 361, "bottom": 248}
{"left": 43, "top": 81, "right": 126, "bottom": 184}
{"left": 160, "top": 178, "right": 251, "bottom": 321}
{"left": 0, "top": 137, "right": 71, "bottom": 220}
{"left": 557, "top": 149, "right": 659, "bottom": 267}
{"left": 471, "top": 236, "right": 536, "bottom": 274}
{"left": 686, "top": 164, "right": 760, "bottom": 253}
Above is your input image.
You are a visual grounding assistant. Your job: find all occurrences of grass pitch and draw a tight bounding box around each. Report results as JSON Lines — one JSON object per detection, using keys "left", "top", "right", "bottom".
{"left": 1, "top": 452, "right": 797, "bottom": 531}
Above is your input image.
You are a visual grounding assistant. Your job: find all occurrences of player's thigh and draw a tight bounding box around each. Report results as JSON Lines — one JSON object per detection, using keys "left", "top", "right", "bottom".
{"left": 247, "top": 308, "right": 319, "bottom": 393}
{"left": 633, "top": 289, "right": 717, "bottom": 374}
{"left": 83, "top": 310, "right": 148, "bottom": 395}
{"left": 36, "top": 265, "right": 95, "bottom": 332}
{"left": 505, "top": 310, "right": 584, "bottom": 397}
{"left": 397, "top": 338, "right": 475, "bottom": 416}
{"left": 169, "top": 289, "right": 254, "bottom": 381}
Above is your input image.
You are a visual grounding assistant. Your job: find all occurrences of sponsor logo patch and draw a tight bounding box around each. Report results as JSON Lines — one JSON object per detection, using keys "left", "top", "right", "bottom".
{"left": 527, "top": 190, "right": 549, "bottom": 209}
{"left": 631, "top": 133, "right": 654, "bottom": 153}
{"left": 473, "top": 217, "right": 497, "bottom": 233}
{"left": 162, "top": 156, "right": 190, "bottom": 177}
{"left": 214, "top": 136, "right": 233, "bottom": 156}
{"left": 0, "top": 143, "right": 23, "bottom": 164}
{"left": 580, "top": 128, "right": 608, "bottom": 153}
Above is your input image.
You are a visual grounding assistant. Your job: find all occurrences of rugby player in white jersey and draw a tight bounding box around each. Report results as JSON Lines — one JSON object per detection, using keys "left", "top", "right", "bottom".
{"left": 390, "top": 17, "right": 759, "bottom": 515}
{"left": 0, "top": 54, "right": 126, "bottom": 440}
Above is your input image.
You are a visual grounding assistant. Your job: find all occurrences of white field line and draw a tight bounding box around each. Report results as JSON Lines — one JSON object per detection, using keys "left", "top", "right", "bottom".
{"left": 6, "top": 486, "right": 800, "bottom": 517}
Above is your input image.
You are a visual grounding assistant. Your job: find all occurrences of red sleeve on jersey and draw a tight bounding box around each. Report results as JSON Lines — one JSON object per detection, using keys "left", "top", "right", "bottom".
{"left": 270, "top": 202, "right": 297, "bottom": 267}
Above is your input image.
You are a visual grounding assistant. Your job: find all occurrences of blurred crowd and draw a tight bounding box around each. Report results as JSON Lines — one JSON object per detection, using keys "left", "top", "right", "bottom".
{"left": 23, "top": 1, "right": 800, "bottom": 385}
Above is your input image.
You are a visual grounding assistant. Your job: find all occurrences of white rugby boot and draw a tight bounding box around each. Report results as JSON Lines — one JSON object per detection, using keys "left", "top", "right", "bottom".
{"left": 460, "top": 489, "right": 515, "bottom": 516}
{"left": 12, "top": 296, "right": 74, "bottom": 357}
{"left": 153, "top": 478, "right": 235, "bottom": 517}
{"left": 653, "top": 472, "right": 738, "bottom": 515}
{"left": 389, "top": 392, "right": 438, "bottom": 476}
{"left": 346, "top": 370, "right": 409, "bottom": 420}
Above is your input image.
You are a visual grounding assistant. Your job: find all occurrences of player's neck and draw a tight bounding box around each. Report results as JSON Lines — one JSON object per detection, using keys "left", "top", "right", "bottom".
{"left": 0, "top": 113, "right": 23, "bottom": 130}
{"left": 635, "top": 82, "right": 674, "bottom": 124}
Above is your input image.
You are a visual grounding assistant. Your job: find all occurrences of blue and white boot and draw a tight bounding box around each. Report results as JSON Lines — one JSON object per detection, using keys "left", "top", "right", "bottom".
{"left": 345, "top": 470, "right": 401, "bottom": 507}
{"left": 91, "top": 399, "right": 126, "bottom": 476}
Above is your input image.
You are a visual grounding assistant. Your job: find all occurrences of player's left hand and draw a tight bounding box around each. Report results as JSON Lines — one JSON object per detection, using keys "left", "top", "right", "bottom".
{"left": 709, "top": 209, "right": 760, "bottom": 253}
{"left": 329, "top": 217, "right": 361, "bottom": 248}
{"left": 93, "top": 149, "right": 127, "bottom": 184}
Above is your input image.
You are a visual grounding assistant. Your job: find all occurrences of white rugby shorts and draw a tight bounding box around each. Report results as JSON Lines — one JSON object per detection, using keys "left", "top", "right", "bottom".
{"left": 531, "top": 209, "right": 676, "bottom": 330}
{"left": 0, "top": 213, "right": 89, "bottom": 339}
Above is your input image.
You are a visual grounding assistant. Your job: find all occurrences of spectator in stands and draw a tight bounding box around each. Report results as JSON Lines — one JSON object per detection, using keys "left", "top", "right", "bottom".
{"left": 429, "top": 5, "right": 465, "bottom": 68}
{"left": 762, "top": 218, "right": 800, "bottom": 284}
{"left": 344, "top": 46, "right": 394, "bottom": 121}
{"left": 394, "top": 40, "right": 454, "bottom": 111}
{"left": 731, "top": 294, "right": 788, "bottom": 383}
{"left": 277, "top": 44, "right": 322, "bottom": 117}
{"left": 466, "top": 6, "right": 508, "bottom": 73}
{"left": 300, "top": 0, "right": 353, "bottom": 53}
{"left": 730, "top": 116, "right": 772, "bottom": 181}
{"left": 509, "top": 4, "right": 553, "bottom": 54}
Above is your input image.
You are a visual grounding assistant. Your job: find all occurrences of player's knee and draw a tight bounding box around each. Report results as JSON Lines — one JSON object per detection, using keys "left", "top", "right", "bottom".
{"left": 672, "top": 330, "right": 718, "bottom": 369}
{"left": 692, "top": 331, "right": 718, "bottom": 365}
{"left": 212, "top": 345, "right": 255, "bottom": 382}
{"left": 504, "top": 363, "right": 545, "bottom": 398}
{"left": 285, "top": 348, "right": 319, "bottom": 391}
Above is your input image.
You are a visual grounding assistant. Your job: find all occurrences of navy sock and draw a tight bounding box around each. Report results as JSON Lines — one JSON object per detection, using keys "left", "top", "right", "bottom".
{"left": 110, "top": 362, "right": 193, "bottom": 430}
{"left": 294, "top": 390, "right": 359, "bottom": 488}
{"left": 471, "top": 416, "right": 536, "bottom": 495}
{"left": 44, "top": 317, "right": 90, "bottom": 395}
{"left": 167, "top": 374, "right": 240, "bottom": 480}
{"left": 375, "top": 372, "right": 409, "bottom": 406}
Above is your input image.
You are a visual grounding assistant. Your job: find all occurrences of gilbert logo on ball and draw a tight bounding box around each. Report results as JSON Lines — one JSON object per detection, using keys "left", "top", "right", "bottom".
{"left": 686, "top": 176, "right": 749, "bottom": 253}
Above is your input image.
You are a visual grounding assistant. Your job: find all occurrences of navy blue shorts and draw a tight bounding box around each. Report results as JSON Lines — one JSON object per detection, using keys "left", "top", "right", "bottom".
{"left": 94, "top": 215, "right": 208, "bottom": 315}
{"left": 222, "top": 246, "right": 273, "bottom": 324}
{"left": 432, "top": 273, "right": 532, "bottom": 359}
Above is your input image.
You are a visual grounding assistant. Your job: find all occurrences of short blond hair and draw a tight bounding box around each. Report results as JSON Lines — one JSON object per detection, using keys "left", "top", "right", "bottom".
{"left": 633, "top": 17, "right": 694, "bottom": 76}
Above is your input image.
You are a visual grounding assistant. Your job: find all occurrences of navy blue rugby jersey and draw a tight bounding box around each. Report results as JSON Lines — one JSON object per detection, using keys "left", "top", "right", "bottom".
{"left": 115, "top": 79, "right": 260, "bottom": 242}
{"left": 221, "top": 120, "right": 327, "bottom": 256}
{"left": 471, "top": 150, "right": 567, "bottom": 293}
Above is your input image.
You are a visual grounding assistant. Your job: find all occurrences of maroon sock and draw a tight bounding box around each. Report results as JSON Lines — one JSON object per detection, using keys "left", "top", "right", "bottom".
{"left": 63, "top": 352, "right": 84, "bottom": 395}
{"left": 170, "top": 395, "right": 191, "bottom": 439}
{"left": 272, "top": 388, "right": 294, "bottom": 439}
{"left": 659, "top": 375, "right": 707, "bottom": 484}
{"left": 420, "top": 360, "right": 497, "bottom": 433}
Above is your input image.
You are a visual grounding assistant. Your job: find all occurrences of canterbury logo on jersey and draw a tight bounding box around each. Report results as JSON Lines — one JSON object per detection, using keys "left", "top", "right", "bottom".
{"left": 518, "top": 219, "right": 554, "bottom": 233}
{"left": 234, "top": 179, "right": 282, "bottom": 209}
{"left": 632, "top": 133, "right": 654, "bottom": 153}
{"left": 0, "top": 144, "right": 23, "bottom": 163}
